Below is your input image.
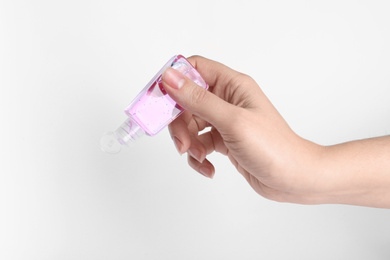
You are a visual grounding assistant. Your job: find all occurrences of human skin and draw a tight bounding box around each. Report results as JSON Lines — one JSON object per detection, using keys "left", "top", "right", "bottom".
{"left": 161, "top": 55, "right": 390, "bottom": 208}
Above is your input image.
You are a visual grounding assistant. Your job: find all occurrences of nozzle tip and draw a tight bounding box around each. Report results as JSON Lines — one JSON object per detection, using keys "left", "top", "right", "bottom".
{"left": 100, "top": 131, "right": 122, "bottom": 154}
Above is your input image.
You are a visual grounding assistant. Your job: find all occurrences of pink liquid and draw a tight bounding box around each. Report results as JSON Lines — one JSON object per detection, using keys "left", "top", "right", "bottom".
{"left": 124, "top": 55, "right": 208, "bottom": 136}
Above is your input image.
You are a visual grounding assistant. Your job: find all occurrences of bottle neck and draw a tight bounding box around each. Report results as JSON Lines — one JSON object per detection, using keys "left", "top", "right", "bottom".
{"left": 115, "top": 117, "right": 145, "bottom": 145}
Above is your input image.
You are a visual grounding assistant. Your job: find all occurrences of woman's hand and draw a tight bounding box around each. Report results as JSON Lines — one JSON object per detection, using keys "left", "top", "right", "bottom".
{"left": 161, "top": 55, "right": 390, "bottom": 208}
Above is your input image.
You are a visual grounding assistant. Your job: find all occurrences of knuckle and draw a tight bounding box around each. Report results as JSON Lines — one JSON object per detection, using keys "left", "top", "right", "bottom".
{"left": 186, "top": 55, "right": 204, "bottom": 67}
{"left": 188, "top": 54, "right": 203, "bottom": 60}
{"left": 238, "top": 73, "right": 256, "bottom": 85}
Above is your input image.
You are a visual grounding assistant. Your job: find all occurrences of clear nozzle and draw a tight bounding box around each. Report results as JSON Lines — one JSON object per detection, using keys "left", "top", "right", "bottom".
{"left": 100, "top": 118, "right": 145, "bottom": 154}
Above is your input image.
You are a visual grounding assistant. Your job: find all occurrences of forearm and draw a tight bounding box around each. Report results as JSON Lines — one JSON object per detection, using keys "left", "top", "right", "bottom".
{"left": 320, "top": 135, "right": 390, "bottom": 208}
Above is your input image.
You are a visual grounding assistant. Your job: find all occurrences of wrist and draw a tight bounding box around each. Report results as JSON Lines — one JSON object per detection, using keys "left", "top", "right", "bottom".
{"left": 299, "top": 143, "right": 362, "bottom": 205}
{"left": 271, "top": 135, "right": 330, "bottom": 205}
{"left": 293, "top": 139, "right": 334, "bottom": 204}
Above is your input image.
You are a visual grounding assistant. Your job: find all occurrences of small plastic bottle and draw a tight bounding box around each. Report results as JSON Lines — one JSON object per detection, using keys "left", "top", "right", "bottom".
{"left": 100, "top": 55, "right": 208, "bottom": 154}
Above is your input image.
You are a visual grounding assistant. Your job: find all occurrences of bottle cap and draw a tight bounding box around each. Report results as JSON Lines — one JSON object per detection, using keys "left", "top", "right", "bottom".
{"left": 100, "top": 118, "right": 144, "bottom": 154}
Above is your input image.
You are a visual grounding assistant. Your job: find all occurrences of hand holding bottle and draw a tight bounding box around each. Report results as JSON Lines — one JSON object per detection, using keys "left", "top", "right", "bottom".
{"left": 162, "top": 56, "right": 390, "bottom": 208}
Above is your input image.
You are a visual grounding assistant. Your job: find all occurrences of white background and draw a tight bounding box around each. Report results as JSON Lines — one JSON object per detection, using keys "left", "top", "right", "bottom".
{"left": 1, "top": 0, "right": 390, "bottom": 259}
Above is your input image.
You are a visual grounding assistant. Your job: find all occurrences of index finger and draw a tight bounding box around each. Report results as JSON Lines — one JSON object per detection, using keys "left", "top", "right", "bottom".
{"left": 186, "top": 55, "right": 242, "bottom": 88}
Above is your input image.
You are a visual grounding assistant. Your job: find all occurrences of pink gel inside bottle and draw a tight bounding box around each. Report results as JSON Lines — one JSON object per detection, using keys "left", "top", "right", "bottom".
{"left": 100, "top": 55, "right": 208, "bottom": 154}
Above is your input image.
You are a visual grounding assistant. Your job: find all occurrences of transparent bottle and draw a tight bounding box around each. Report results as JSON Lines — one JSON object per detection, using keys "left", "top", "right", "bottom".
{"left": 100, "top": 55, "right": 208, "bottom": 154}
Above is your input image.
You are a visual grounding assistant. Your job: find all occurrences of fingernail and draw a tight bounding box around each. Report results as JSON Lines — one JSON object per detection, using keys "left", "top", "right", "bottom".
{"left": 199, "top": 166, "right": 213, "bottom": 179}
{"left": 188, "top": 148, "right": 203, "bottom": 163}
{"left": 162, "top": 67, "right": 186, "bottom": 89}
{"left": 173, "top": 137, "right": 183, "bottom": 155}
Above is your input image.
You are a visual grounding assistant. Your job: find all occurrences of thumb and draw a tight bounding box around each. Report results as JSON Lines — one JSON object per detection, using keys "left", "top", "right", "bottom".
{"left": 162, "top": 67, "right": 234, "bottom": 130}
